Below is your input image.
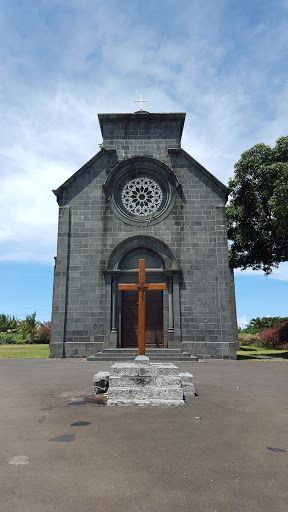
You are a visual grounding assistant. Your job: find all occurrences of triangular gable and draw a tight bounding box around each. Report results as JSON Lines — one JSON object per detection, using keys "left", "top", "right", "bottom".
{"left": 52, "top": 150, "right": 113, "bottom": 197}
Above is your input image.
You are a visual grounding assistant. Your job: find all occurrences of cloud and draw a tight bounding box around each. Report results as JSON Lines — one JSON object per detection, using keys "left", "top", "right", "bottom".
{"left": 237, "top": 315, "right": 249, "bottom": 329}
{"left": 234, "top": 263, "right": 288, "bottom": 282}
{"left": 1, "top": 0, "right": 288, "bottom": 269}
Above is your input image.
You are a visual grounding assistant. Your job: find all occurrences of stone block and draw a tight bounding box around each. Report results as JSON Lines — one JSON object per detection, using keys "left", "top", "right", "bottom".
{"left": 179, "top": 372, "right": 196, "bottom": 397}
{"left": 138, "top": 365, "right": 158, "bottom": 377}
{"left": 109, "top": 375, "right": 156, "bottom": 387}
{"left": 155, "top": 376, "right": 181, "bottom": 387}
{"left": 109, "top": 363, "right": 140, "bottom": 377}
{"left": 107, "top": 399, "right": 184, "bottom": 407}
{"left": 152, "top": 363, "right": 179, "bottom": 376}
{"left": 135, "top": 355, "right": 149, "bottom": 365}
{"left": 93, "top": 371, "right": 109, "bottom": 394}
{"left": 108, "top": 386, "right": 184, "bottom": 400}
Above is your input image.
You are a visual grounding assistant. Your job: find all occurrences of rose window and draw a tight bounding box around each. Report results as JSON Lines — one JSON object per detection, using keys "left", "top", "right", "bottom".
{"left": 121, "top": 177, "right": 163, "bottom": 216}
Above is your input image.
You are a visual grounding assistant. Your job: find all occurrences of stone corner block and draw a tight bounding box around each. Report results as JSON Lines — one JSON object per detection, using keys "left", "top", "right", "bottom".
{"left": 179, "top": 372, "right": 196, "bottom": 397}
{"left": 93, "top": 371, "right": 110, "bottom": 395}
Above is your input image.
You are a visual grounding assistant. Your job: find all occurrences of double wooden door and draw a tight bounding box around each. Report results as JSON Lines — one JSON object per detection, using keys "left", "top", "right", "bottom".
{"left": 121, "top": 290, "right": 163, "bottom": 348}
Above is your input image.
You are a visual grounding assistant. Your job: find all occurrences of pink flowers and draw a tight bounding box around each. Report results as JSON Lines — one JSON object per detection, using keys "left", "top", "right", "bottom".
{"left": 37, "top": 322, "right": 51, "bottom": 343}
{"left": 260, "top": 319, "right": 288, "bottom": 349}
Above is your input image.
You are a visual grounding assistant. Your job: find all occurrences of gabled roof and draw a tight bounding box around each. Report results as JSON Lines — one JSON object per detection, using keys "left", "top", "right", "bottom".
{"left": 182, "top": 149, "right": 230, "bottom": 197}
{"left": 52, "top": 150, "right": 114, "bottom": 197}
{"left": 52, "top": 147, "right": 230, "bottom": 201}
{"left": 168, "top": 148, "right": 230, "bottom": 198}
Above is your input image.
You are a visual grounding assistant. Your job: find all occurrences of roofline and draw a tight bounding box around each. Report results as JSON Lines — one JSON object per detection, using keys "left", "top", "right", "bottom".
{"left": 52, "top": 150, "right": 114, "bottom": 197}
{"left": 180, "top": 149, "right": 231, "bottom": 199}
{"left": 52, "top": 141, "right": 230, "bottom": 201}
{"left": 98, "top": 112, "right": 186, "bottom": 140}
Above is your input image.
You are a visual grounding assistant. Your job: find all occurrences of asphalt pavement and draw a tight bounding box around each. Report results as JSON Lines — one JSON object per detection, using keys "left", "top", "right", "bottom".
{"left": 0, "top": 358, "right": 287, "bottom": 512}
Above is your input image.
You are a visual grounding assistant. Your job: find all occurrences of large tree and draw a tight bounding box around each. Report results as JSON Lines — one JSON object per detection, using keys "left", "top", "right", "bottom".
{"left": 227, "top": 136, "right": 288, "bottom": 274}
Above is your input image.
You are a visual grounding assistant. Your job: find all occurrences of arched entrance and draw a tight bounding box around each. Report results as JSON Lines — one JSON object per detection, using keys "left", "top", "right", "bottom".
{"left": 105, "top": 236, "right": 182, "bottom": 350}
{"left": 119, "top": 249, "right": 164, "bottom": 348}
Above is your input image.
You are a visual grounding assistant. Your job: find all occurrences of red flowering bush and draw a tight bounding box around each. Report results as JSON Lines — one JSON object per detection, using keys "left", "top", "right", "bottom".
{"left": 238, "top": 334, "right": 259, "bottom": 346}
{"left": 37, "top": 322, "right": 51, "bottom": 343}
{"left": 277, "top": 319, "right": 288, "bottom": 347}
{"left": 260, "top": 319, "right": 288, "bottom": 349}
{"left": 259, "top": 326, "right": 278, "bottom": 348}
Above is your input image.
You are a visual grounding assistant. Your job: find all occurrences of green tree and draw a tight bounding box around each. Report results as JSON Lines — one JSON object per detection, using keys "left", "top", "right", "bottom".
{"left": 23, "top": 312, "right": 39, "bottom": 342}
{"left": 227, "top": 136, "right": 288, "bottom": 274}
{"left": 246, "top": 316, "right": 284, "bottom": 334}
{"left": 0, "top": 314, "right": 19, "bottom": 332}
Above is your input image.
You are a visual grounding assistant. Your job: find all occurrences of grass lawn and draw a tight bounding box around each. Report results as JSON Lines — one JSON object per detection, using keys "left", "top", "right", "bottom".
{"left": 0, "top": 344, "right": 49, "bottom": 358}
{"left": 237, "top": 344, "right": 288, "bottom": 360}
{"left": 0, "top": 343, "right": 287, "bottom": 361}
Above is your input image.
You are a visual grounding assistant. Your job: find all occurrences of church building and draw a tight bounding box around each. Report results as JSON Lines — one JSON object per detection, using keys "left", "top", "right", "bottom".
{"left": 50, "top": 110, "right": 238, "bottom": 359}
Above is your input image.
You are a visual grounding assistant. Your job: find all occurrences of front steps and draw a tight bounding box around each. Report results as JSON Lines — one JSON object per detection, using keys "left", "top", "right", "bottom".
{"left": 87, "top": 348, "right": 198, "bottom": 362}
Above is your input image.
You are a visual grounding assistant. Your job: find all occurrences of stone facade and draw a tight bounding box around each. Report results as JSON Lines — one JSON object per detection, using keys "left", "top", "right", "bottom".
{"left": 50, "top": 111, "right": 238, "bottom": 359}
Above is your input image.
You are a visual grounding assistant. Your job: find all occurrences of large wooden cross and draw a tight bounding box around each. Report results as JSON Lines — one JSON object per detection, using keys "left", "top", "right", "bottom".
{"left": 118, "top": 259, "right": 166, "bottom": 355}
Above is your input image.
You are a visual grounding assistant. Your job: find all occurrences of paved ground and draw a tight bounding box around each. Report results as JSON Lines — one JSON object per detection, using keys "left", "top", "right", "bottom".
{"left": 0, "top": 358, "right": 288, "bottom": 512}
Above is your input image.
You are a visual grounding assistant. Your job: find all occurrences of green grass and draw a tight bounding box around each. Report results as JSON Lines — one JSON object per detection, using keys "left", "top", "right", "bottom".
{"left": 0, "top": 344, "right": 49, "bottom": 358}
{"left": 237, "top": 344, "right": 288, "bottom": 360}
{"left": 0, "top": 342, "right": 287, "bottom": 361}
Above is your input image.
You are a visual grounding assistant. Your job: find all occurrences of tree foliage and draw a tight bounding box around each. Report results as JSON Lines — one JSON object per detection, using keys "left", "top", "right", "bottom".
{"left": 227, "top": 136, "right": 288, "bottom": 274}
{"left": 0, "top": 314, "right": 19, "bottom": 332}
{"left": 0, "top": 312, "right": 51, "bottom": 343}
{"left": 241, "top": 316, "right": 287, "bottom": 334}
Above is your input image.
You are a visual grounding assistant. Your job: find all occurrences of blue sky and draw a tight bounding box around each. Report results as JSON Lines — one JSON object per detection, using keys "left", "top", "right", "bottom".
{"left": 0, "top": 0, "right": 288, "bottom": 327}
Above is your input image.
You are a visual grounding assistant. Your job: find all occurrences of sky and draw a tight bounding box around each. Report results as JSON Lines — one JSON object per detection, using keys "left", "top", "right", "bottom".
{"left": 0, "top": 0, "right": 287, "bottom": 326}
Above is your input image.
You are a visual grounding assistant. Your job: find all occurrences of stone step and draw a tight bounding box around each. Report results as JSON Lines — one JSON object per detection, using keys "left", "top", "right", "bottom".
{"left": 87, "top": 348, "right": 198, "bottom": 362}
{"left": 108, "top": 386, "right": 184, "bottom": 400}
{"left": 102, "top": 348, "right": 184, "bottom": 353}
{"left": 87, "top": 353, "right": 198, "bottom": 362}
{"left": 107, "top": 399, "right": 185, "bottom": 407}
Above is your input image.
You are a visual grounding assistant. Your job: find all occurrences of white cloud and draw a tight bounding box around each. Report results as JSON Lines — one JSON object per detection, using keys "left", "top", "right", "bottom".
{"left": 0, "top": 0, "right": 287, "bottom": 271}
{"left": 234, "top": 263, "right": 288, "bottom": 282}
{"left": 237, "top": 315, "right": 249, "bottom": 329}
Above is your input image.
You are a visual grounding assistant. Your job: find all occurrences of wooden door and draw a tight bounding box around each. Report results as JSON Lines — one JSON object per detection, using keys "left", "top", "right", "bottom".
{"left": 121, "top": 290, "right": 163, "bottom": 348}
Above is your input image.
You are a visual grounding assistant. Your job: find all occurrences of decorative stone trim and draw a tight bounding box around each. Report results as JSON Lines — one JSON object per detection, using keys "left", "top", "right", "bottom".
{"left": 106, "top": 235, "right": 180, "bottom": 272}
{"left": 121, "top": 177, "right": 163, "bottom": 216}
{"left": 104, "top": 156, "right": 179, "bottom": 225}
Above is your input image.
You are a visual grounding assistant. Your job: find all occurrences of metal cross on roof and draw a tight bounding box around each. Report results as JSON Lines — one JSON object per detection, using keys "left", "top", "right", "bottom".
{"left": 134, "top": 93, "right": 149, "bottom": 111}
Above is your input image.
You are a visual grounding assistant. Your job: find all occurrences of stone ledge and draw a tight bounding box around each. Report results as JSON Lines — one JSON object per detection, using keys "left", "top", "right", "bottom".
{"left": 108, "top": 387, "right": 184, "bottom": 400}
{"left": 107, "top": 399, "right": 185, "bottom": 407}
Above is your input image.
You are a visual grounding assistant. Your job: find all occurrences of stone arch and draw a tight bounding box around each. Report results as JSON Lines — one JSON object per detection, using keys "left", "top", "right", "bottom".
{"left": 106, "top": 235, "right": 179, "bottom": 272}
{"left": 105, "top": 236, "right": 181, "bottom": 350}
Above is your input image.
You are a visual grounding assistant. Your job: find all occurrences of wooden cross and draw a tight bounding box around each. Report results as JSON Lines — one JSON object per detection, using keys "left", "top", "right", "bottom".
{"left": 134, "top": 93, "right": 149, "bottom": 111}
{"left": 118, "top": 260, "right": 166, "bottom": 355}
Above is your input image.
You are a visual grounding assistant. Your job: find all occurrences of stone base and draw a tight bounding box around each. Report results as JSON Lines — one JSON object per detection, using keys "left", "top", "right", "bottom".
{"left": 107, "top": 356, "right": 189, "bottom": 406}
{"left": 93, "top": 371, "right": 109, "bottom": 394}
{"left": 107, "top": 399, "right": 185, "bottom": 407}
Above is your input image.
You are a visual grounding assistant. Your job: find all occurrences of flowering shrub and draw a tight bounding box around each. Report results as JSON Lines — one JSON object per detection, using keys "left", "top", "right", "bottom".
{"left": 277, "top": 320, "right": 288, "bottom": 346}
{"left": 260, "top": 319, "right": 288, "bottom": 349}
{"left": 259, "top": 326, "right": 279, "bottom": 348}
{"left": 238, "top": 334, "right": 260, "bottom": 346}
{"left": 37, "top": 322, "right": 51, "bottom": 343}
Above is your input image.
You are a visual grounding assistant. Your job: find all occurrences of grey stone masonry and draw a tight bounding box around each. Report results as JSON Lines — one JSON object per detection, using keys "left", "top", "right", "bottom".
{"left": 107, "top": 356, "right": 186, "bottom": 406}
{"left": 50, "top": 111, "right": 238, "bottom": 360}
{"left": 179, "top": 372, "right": 196, "bottom": 397}
{"left": 93, "top": 371, "right": 109, "bottom": 394}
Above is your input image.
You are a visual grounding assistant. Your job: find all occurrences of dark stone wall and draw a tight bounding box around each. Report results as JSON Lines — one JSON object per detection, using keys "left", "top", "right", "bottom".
{"left": 50, "top": 112, "right": 237, "bottom": 359}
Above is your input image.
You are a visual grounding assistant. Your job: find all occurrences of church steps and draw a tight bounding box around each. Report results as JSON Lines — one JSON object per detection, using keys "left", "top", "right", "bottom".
{"left": 87, "top": 349, "right": 198, "bottom": 362}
